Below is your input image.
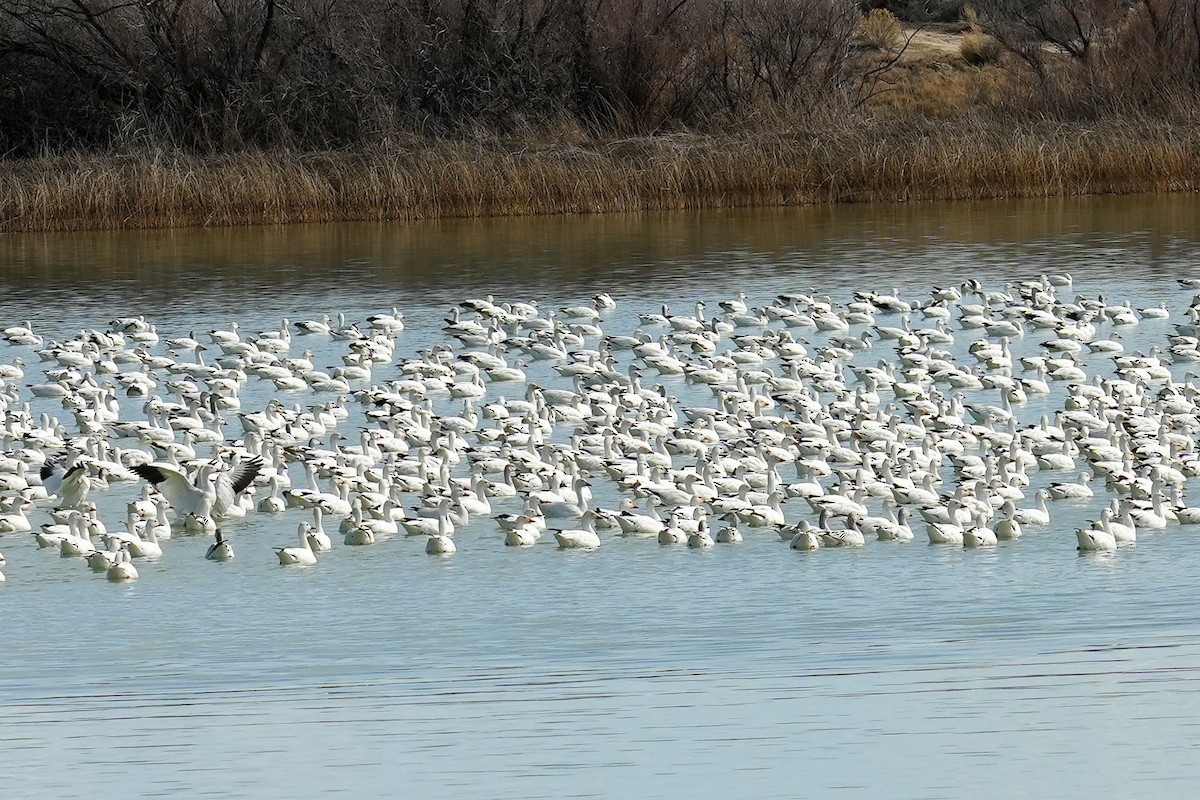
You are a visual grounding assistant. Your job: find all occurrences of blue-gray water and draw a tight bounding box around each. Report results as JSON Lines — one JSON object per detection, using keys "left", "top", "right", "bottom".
{"left": 2, "top": 196, "right": 1200, "bottom": 798}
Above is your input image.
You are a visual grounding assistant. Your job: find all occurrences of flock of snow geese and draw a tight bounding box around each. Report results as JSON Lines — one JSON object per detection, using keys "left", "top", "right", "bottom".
{"left": 3, "top": 273, "right": 1200, "bottom": 584}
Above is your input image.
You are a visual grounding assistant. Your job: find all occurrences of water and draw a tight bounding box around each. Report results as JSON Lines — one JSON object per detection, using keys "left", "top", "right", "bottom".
{"left": 2, "top": 195, "right": 1200, "bottom": 798}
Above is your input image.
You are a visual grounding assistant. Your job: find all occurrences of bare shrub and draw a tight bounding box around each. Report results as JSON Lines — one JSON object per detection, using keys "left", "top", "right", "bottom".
{"left": 859, "top": 1, "right": 965, "bottom": 24}
{"left": 716, "top": 0, "right": 861, "bottom": 118}
{"left": 981, "top": 0, "right": 1200, "bottom": 119}
{"left": 858, "top": 8, "right": 903, "bottom": 50}
{"left": 0, "top": 0, "right": 870, "bottom": 151}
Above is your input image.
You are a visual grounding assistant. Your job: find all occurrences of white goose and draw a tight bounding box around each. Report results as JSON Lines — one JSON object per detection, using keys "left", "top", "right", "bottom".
{"left": 35, "top": 511, "right": 87, "bottom": 549}
{"left": 276, "top": 523, "right": 318, "bottom": 565}
{"left": 614, "top": 497, "right": 666, "bottom": 536}
{"left": 789, "top": 522, "right": 821, "bottom": 550}
{"left": 0, "top": 499, "right": 32, "bottom": 533}
{"left": 962, "top": 515, "right": 998, "bottom": 548}
{"left": 1076, "top": 526, "right": 1117, "bottom": 552}
{"left": 504, "top": 518, "right": 541, "bottom": 546}
{"left": 1007, "top": 490, "right": 1051, "bottom": 525}
{"left": 57, "top": 513, "right": 96, "bottom": 557}
{"left": 818, "top": 514, "right": 866, "bottom": 547}
{"left": 425, "top": 515, "right": 457, "bottom": 554}
{"left": 206, "top": 529, "right": 235, "bottom": 561}
{"left": 716, "top": 521, "right": 743, "bottom": 543}
{"left": 554, "top": 510, "right": 601, "bottom": 549}
{"left": 257, "top": 475, "right": 287, "bottom": 512}
{"left": 105, "top": 546, "right": 139, "bottom": 581}
{"left": 1105, "top": 507, "right": 1138, "bottom": 544}
{"left": 131, "top": 456, "right": 262, "bottom": 520}
{"left": 995, "top": 509, "right": 1022, "bottom": 541}
{"left": 343, "top": 520, "right": 376, "bottom": 546}
{"left": 307, "top": 507, "right": 335, "bottom": 550}
{"left": 1048, "top": 473, "right": 1093, "bottom": 500}
{"left": 126, "top": 523, "right": 163, "bottom": 559}
{"left": 687, "top": 518, "right": 716, "bottom": 548}
{"left": 400, "top": 500, "right": 455, "bottom": 537}
{"left": 926, "top": 514, "right": 965, "bottom": 545}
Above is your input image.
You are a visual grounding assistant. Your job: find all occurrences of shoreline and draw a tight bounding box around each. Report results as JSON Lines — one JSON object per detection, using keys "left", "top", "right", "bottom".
{"left": 2, "top": 120, "right": 1197, "bottom": 233}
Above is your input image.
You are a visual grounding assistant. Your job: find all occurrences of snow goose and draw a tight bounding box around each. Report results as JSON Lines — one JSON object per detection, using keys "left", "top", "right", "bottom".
{"left": 554, "top": 510, "right": 601, "bottom": 549}
{"left": 257, "top": 475, "right": 287, "bottom": 512}
{"left": 35, "top": 511, "right": 87, "bottom": 549}
{"left": 105, "top": 546, "right": 139, "bottom": 581}
{"left": 818, "top": 513, "right": 866, "bottom": 547}
{"left": 1076, "top": 526, "right": 1116, "bottom": 551}
{"left": 1008, "top": 490, "right": 1051, "bottom": 525}
{"left": 41, "top": 456, "right": 92, "bottom": 510}
{"left": 740, "top": 490, "right": 786, "bottom": 527}
{"left": 307, "top": 506, "right": 334, "bottom": 550}
{"left": 276, "top": 523, "right": 318, "bottom": 565}
{"left": 687, "top": 518, "right": 715, "bottom": 548}
{"left": 1048, "top": 473, "right": 1093, "bottom": 500}
{"left": 504, "top": 516, "right": 542, "bottom": 546}
{"left": 206, "top": 529, "right": 235, "bottom": 561}
{"left": 294, "top": 314, "right": 333, "bottom": 335}
{"left": 716, "top": 514, "right": 743, "bottom": 543}
{"left": 614, "top": 497, "right": 666, "bottom": 537}
{"left": 367, "top": 307, "right": 406, "bottom": 333}
{"left": 131, "top": 456, "right": 262, "bottom": 520}
{"left": 400, "top": 499, "right": 455, "bottom": 537}
{"left": 208, "top": 322, "right": 241, "bottom": 345}
{"left": 962, "top": 515, "right": 998, "bottom": 548}
{"left": 1124, "top": 491, "right": 1169, "bottom": 530}
{"left": 536, "top": 479, "right": 593, "bottom": 519}
{"left": 926, "top": 512, "right": 965, "bottom": 545}
{"left": 57, "top": 513, "right": 97, "bottom": 557}
{"left": 994, "top": 509, "right": 1022, "bottom": 541}
{"left": 656, "top": 516, "right": 688, "bottom": 545}
{"left": 343, "top": 522, "right": 376, "bottom": 546}
{"left": 1139, "top": 302, "right": 1170, "bottom": 320}
{"left": 425, "top": 515, "right": 456, "bottom": 554}
{"left": 1093, "top": 507, "right": 1136, "bottom": 544}
{"left": 0, "top": 499, "right": 32, "bottom": 533}
{"left": 343, "top": 500, "right": 394, "bottom": 542}
{"left": 85, "top": 545, "right": 118, "bottom": 572}
{"left": 789, "top": 522, "right": 821, "bottom": 550}
{"left": 126, "top": 522, "right": 163, "bottom": 559}
{"left": 861, "top": 505, "right": 914, "bottom": 541}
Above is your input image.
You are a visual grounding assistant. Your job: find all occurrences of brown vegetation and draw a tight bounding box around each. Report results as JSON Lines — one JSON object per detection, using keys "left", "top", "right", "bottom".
{"left": 3, "top": 119, "right": 1195, "bottom": 232}
{"left": 857, "top": 8, "right": 904, "bottom": 50}
{"left": 0, "top": 0, "right": 1197, "bottom": 232}
{"left": 960, "top": 31, "right": 1003, "bottom": 65}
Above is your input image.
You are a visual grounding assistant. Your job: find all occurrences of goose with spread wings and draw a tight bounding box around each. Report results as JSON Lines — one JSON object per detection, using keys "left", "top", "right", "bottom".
{"left": 131, "top": 456, "right": 263, "bottom": 519}
{"left": 41, "top": 455, "right": 93, "bottom": 510}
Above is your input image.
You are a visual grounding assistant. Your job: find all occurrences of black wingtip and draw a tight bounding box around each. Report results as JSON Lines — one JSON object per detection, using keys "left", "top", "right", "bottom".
{"left": 131, "top": 463, "right": 166, "bottom": 484}
{"left": 229, "top": 456, "right": 264, "bottom": 495}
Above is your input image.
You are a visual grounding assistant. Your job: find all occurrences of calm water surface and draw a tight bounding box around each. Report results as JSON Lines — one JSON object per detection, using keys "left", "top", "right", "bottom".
{"left": 2, "top": 196, "right": 1200, "bottom": 798}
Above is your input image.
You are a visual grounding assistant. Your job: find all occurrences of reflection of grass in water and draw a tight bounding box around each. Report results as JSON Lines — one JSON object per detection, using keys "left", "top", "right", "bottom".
{"left": 1, "top": 194, "right": 1198, "bottom": 329}
{"left": 1, "top": 123, "right": 1196, "bottom": 234}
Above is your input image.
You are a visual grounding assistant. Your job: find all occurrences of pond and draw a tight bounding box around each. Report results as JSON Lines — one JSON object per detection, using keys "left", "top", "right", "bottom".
{"left": 2, "top": 194, "right": 1199, "bottom": 799}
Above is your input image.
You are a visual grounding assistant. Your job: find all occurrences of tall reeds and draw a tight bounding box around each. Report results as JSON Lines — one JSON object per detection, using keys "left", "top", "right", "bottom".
{"left": 1, "top": 119, "right": 1194, "bottom": 232}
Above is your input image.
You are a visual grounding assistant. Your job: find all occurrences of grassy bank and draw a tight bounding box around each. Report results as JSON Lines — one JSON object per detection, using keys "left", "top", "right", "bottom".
{"left": 2, "top": 0, "right": 1198, "bottom": 232}
{"left": 2, "top": 119, "right": 1196, "bottom": 233}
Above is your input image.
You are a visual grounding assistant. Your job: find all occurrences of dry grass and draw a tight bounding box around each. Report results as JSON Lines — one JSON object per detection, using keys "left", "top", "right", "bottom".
{"left": 1, "top": 120, "right": 1195, "bottom": 232}
{"left": 857, "top": 9, "right": 903, "bottom": 51}
{"left": 866, "top": 59, "right": 1008, "bottom": 117}
{"left": 960, "top": 31, "right": 1002, "bottom": 65}
{"left": 862, "top": 26, "right": 1008, "bottom": 117}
